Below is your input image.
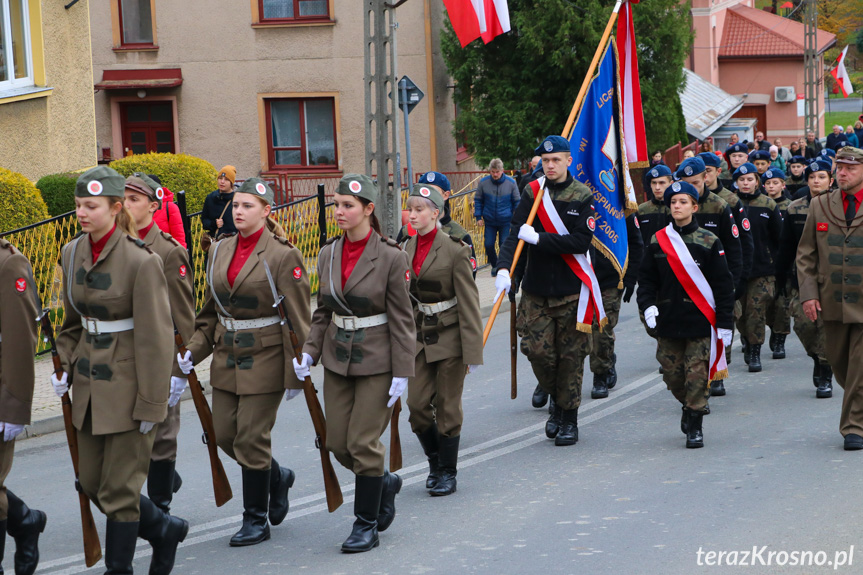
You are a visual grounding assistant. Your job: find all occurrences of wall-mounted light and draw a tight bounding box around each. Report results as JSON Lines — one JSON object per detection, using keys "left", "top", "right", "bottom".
{"left": 137, "top": 90, "right": 147, "bottom": 99}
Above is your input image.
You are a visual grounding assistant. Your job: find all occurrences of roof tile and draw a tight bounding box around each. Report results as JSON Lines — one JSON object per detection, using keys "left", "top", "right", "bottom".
{"left": 718, "top": 5, "right": 835, "bottom": 58}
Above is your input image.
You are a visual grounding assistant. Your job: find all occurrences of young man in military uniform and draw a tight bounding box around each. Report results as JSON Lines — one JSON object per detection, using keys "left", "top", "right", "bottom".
{"left": 762, "top": 169, "right": 792, "bottom": 360}
{"left": 798, "top": 147, "right": 863, "bottom": 450}
{"left": 494, "top": 135, "right": 598, "bottom": 446}
{"left": 721, "top": 143, "right": 750, "bottom": 190}
{"left": 785, "top": 156, "right": 808, "bottom": 196}
{"left": 749, "top": 150, "right": 772, "bottom": 176}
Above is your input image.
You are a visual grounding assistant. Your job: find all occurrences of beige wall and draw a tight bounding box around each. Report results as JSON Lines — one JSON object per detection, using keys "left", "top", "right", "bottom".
{"left": 0, "top": 0, "right": 96, "bottom": 181}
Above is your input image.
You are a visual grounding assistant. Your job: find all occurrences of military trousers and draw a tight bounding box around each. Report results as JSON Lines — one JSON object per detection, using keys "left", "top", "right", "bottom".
{"left": 735, "top": 276, "right": 775, "bottom": 345}
{"left": 823, "top": 321, "right": 863, "bottom": 438}
{"left": 407, "top": 350, "right": 465, "bottom": 438}
{"left": 788, "top": 288, "right": 827, "bottom": 363}
{"left": 0, "top": 438, "right": 14, "bottom": 519}
{"left": 77, "top": 409, "right": 155, "bottom": 522}
{"left": 590, "top": 286, "right": 622, "bottom": 374}
{"left": 323, "top": 370, "right": 393, "bottom": 477}
{"left": 517, "top": 292, "right": 592, "bottom": 411}
{"left": 766, "top": 281, "right": 791, "bottom": 335}
{"left": 212, "top": 388, "right": 282, "bottom": 471}
{"left": 151, "top": 402, "right": 181, "bottom": 462}
{"left": 656, "top": 336, "right": 711, "bottom": 412}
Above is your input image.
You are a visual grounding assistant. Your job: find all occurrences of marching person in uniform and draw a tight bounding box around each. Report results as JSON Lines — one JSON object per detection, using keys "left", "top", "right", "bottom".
{"left": 294, "top": 174, "right": 415, "bottom": 552}
{"left": 0, "top": 240, "right": 46, "bottom": 575}
{"left": 797, "top": 147, "right": 863, "bottom": 450}
{"left": 402, "top": 183, "right": 482, "bottom": 496}
{"left": 52, "top": 166, "right": 187, "bottom": 574}
{"left": 495, "top": 135, "right": 602, "bottom": 447}
{"left": 761, "top": 169, "right": 792, "bottom": 360}
{"left": 750, "top": 150, "right": 772, "bottom": 176}
{"left": 785, "top": 156, "right": 808, "bottom": 196}
{"left": 177, "top": 178, "right": 309, "bottom": 547}
{"left": 721, "top": 143, "right": 750, "bottom": 190}
{"left": 123, "top": 174, "right": 196, "bottom": 514}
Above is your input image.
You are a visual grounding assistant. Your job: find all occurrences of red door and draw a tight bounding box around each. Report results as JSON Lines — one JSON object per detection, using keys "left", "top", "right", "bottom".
{"left": 121, "top": 102, "right": 175, "bottom": 155}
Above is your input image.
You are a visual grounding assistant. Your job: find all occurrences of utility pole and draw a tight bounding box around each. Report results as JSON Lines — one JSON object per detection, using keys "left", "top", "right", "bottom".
{"left": 803, "top": 0, "right": 819, "bottom": 138}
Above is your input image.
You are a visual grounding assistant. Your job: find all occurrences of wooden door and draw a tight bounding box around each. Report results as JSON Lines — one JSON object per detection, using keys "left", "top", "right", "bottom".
{"left": 121, "top": 101, "right": 175, "bottom": 155}
{"left": 732, "top": 104, "right": 768, "bottom": 137}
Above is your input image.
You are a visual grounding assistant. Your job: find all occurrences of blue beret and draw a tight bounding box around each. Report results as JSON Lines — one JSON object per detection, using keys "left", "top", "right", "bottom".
{"left": 645, "top": 164, "right": 672, "bottom": 183}
{"left": 676, "top": 157, "right": 706, "bottom": 178}
{"left": 820, "top": 148, "right": 836, "bottom": 158}
{"left": 788, "top": 155, "right": 807, "bottom": 166}
{"left": 418, "top": 171, "right": 451, "bottom": 192}
{"left": 663, "top": 180, "right": 700, "bottom": 207}
{"left": 535, "top": 135, "right": 570, "bottom": 156}
{"left": 805, "top": 159, "right": 833, "bottom": 178}
{"left": 749, "top": 150, "right": 770, "bottom": 162}
{"left": 832, "top": 137, "right": 850, "bottom": 151}
{"left": 732, "top": 162, "right": 758, "bottom": 180}
{"left": 762, "top": 168, "right": 786, "bottom": 182}
{"left": 726, "top": 143, "right": 748, "bottom": 155}
{"left": 698, "top": 152, "right": 722, "bottom": 168}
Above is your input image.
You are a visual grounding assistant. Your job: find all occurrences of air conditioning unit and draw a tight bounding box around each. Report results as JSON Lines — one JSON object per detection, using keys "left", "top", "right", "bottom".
{"left": 775, "top": 86, "right": 796, "bottom": 102}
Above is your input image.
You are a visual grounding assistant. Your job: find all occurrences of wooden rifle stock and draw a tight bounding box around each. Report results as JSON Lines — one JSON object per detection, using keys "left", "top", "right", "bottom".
{"left": 510, "top": 291, "right": 518, "bottom": 400}
{"left": 174, "top": 332, "right": 233, "bottom": 507}
{"left": 389, "top": 398, "right": 402, "bottom": 472}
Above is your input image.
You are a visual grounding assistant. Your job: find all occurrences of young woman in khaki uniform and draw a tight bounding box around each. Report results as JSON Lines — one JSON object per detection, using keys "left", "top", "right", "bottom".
{"left": 178, "top": 178, "right": 310, "bottom": 547}
{"left": 295, "top": 174, "right": 415, "bottom": 553}
{"left": 124, "top": 174, "right": 196, "bottom": 514}
{"left": 52, "top": 166, "right": 187, "bottom": 575}
{"left": 402, "top": 184, "right": 483, "bottom": 496}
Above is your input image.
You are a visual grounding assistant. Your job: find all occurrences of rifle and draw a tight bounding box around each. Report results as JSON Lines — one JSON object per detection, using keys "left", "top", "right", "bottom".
{"left": 38, "top": 311, "right": 102, "bottom": 568}
{"left": 389, "top": 398, "right": 402, "bottom": 472}
{"left": 262, "top": 261, "right": 343, "bottom": 512}
{"left": 174, "top": 330, "right": 233, "bottom": 507}
{"left": 509, "top": 290, "right": 517, "bottom": 400}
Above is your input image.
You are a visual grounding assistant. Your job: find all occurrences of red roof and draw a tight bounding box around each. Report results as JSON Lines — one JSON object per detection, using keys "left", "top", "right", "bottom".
{"left": 94, "top": 68, "right": 183, "bottom": 90}
{"left": 719, "top": 5, "right": 835, "bottom": 59}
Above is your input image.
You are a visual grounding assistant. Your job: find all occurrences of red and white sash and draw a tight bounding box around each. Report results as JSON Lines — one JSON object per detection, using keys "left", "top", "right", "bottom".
{"left": 530, "top": 178, "right": 606, "bottom": 333}
{"left": 655, "top": 224, "right": 728, "bottom": 382}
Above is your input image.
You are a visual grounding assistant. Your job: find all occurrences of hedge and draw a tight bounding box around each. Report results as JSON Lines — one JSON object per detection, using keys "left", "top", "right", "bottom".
{"left": 110, "top": 153, "right": 218, "bottom": 212}
{"left": 36, "top": 173, "right": 78, "bottom": 216}
{"left": 0, "top": 168, "right": 50, "bottom": 233}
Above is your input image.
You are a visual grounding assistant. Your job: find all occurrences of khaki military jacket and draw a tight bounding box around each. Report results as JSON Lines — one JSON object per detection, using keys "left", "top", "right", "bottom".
{"left": 187, "top": 230, "right": 310, "bottom": 395}
{"left": 142, "top": 226, "right": 196, "bottom": 378}
{"left": 404, "top": 231, "right": 483, "bottom": 365}
{"left": 305, "top": 232, "right": 415, "bottom": 378}
{"left": 57, "top": 231, "right": 174, "bottom": 435}
{"left": 798, "top": 189, "right": 863, "bottom": 323}
{"left": 0, "top": 240, "right": 38, "bottom": 425}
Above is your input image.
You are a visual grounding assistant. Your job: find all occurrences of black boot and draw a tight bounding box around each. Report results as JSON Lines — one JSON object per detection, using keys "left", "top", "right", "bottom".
{"left": 681, "top": 406, "right": 688, "bottom": 435}
{"left": 590, "top": 372, "right": 609, "bottom": 399}
{"left": 685, "top": 408, "right": 704, "bottom": 449}
{"left": 138, "top": 496, "right": 189, "bottom": 575}
{"left": 741, "top": 335, "right": 749, "bottom": 358}
{"left": 268, "top": 458, "right": 295, "bottom": 526}
{"left": 546, "top": 402, "right": 562, "bottom": 439}
{"left": 229, "top": 468, "right": 271, "bottom": 547}
{"left": 816, "top": 363, "right": 833, "bottom": 398}
{"left": 341, "top": 476, "right": 383, "bottom": 553}
{"left": 555, "top": 409, "right": 579, "bottom": 446}
{"left": 748, "top": 344, "right": 762, "bottom": 372}
{"left": 547, "top": 396, "right": 556, "bottom": 415}
{"left": 710, "top": 379, "right": 726, "bottom": 397}
{"left": 430, "top": 436, "right": 459, "bottom": 497}
{"left": 811, "top": 356, "right": 821, "bottom": 387}
{"left": 105, "top": 521, "right": 139, "bottom": 575}
{"left": 415, "top": 425, "right": 440, "bottom": 489}
{"left": 531, "top": 384, "right": 549, "bottom": 408}
{"left": 773, "top": 334, "right": 786, "bottom": 359}
{"left": 768, "top": 331, "right": 777, "bottom": 352}
{"left": 147, "top": 460, "right": 177, "bottom": 514}
{"left": 377, "top": 470, "right": 402, "bottom": 529}
{"left": 606, "top": 357, "right": 618, "bottom": 389}
{"left": 6, "top": 490, "right": 46, "bottom": 575}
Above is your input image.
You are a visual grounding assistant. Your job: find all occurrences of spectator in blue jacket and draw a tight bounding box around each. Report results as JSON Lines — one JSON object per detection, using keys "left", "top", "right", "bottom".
{"left": 475, "top": 158, "right": 519, "bottom": 275}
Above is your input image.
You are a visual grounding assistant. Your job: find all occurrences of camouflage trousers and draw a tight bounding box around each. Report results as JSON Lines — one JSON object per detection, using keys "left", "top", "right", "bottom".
{"left": 735, "top": 276, "right": 775, "bottom": 345}
{"left": 766, "top": 279, "right": 791, "bottom": 335}
{"left": 656, "top": 336, "right": 711, "bottom": 412}
{"left": 788, "top": 287, "right": 827, "bottom": 363}
{"left": 590, "top": 286, "right": 623, "bottom": 375}
{"left": 517, "top": 292, "right": 592, "bottom": 410}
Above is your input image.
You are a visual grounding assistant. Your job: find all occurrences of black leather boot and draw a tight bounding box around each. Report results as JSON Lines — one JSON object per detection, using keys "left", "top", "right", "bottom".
{"left": 6, "top": 490, "right": 46, "bottom": 575}
{"left": 430, "top": 435, "right": 459, "bottom": 497}
{"left": 546, "top": 402, "right": 562, "bottom": 439}
{"left": 229, "top": 468, "right": 271, "bottom": 547}
{"left": 606, "top": 355, "right": 618, "bottom": 389}
{"left": 685, "top": 408, "right": 704, "bottom": 448}
{"left": 680, "top": 406, "right": 688, "bottom": 435}
{"left": 268, "top": 458, "right": 295, "bottom": 526}
{"left": 811, "top": 356, "right": 821, "bottom": 387}
{"left": 748, "top": 344, "right": 762, "bottom": 372}
{"left": 341, "top": 475, "right": 383, "bottom": 553}
{"left": 138, "top": 495, "right": 189, "bottom": 575}
{"left": 105, "top": 521, "right": 139, "bottom": 575}
{"left": 741, "top": 335, "right": 749, "bottom": 358}
{"left": 531, "top": 384, "right": 549, "bottom": 408}
{"left": 147, "top": 460, "right": 177, "bottom": 514}
{"left": 547, "top": 396, "right": 556, "bottom": 415}
{"left": 816, "top": 363, "right": 833, "bottom": 398}
{"left": 555, "top": 409, "right": 578, "bottom": 446}
{"left": 377, "top": 470, "right": 402, "bottom": 529}
{"left": 768, "top": 331, "right": 777, "bottom": 352}
{"left": 415, "top": 425, "right": 440, "bottom": 489}
{"left": 710, "top": 379, "right": 726, "bottom": 396}
{"left": 590, "top": 372, "right": 609, "bottom": 399}
{"left": 773, "top": 334, "right": 786, "bottom": 359}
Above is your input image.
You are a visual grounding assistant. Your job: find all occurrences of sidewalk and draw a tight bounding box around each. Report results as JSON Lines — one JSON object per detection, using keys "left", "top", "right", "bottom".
{"left": 24, "top": 265, "right": 510, "bottom": 439}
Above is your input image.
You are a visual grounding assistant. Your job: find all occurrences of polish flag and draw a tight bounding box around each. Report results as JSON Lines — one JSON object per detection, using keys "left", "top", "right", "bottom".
{"left": 444, "top": 0, "right": 510, "bottom": 47}
{"left": 616, "top": 0, "right": 648, "bottom": 167}
{"left": 830, "top": 46, "right": 854, "bottom": 98}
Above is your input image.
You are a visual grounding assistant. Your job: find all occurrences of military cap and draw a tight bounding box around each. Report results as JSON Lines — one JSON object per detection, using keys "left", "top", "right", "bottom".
{"left": 749, "top": 150, "right": 770, "bottom": 162}
{"left": 726, "top": 143, "right": 748, "bottom": 155}
{"left": 418, "top": 171, "right": 451, "bottom": 192}
{"left": 820, "top": 148, "right": 836, "bottom": 159}
{"left": 534, "top": 135, "right": 570, "bottom": 156}
{"left": 676, "top": 157, "right": 706, "bottom": 178}
{"left": 805, "top": 159, "right": 833, "bottom": 179}
{"left": 76, "top": 166, "right": 126, "bottom": 199}
{"left": 410, "top": 183, "right": 445, "bottom": 211}
{"left": 698, "top": 152, "right": 722, "bottom": 168}
{"left": 732, "top": 162, "right": 758, "bottom": 180}
{"left": 761, "top": 168, "right": 786, "bottom": 182}
{"left": 337, "top": 174, "right": 378, "bottom": 204}
{"left": 835, "top": 147, "right": 863, "bottom": 165}
{"left": 125, "top": 175, "right": 163, "bottom": 209}
{"left": 237, "top": 177, "right": 275, "bottom": 207}
{"left": 788, "top": 155, "right": 807, "bottom": 166}
{"left": 645, "top": 164, "right": 673, "bottom": 184}
{"left": 663, "top": 180, "right": 700, "bottom": 207}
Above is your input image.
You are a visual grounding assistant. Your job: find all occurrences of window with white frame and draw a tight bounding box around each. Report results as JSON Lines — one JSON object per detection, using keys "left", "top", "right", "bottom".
{"left": 0, "top": 0, "right": 32, "bottom": 90}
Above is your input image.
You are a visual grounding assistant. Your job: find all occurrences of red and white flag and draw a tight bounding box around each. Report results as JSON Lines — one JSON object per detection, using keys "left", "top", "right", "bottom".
{"left": 444, "top": 0, "right": 510, "bottom": 47}
{"left": 616, "top": 0, "right": 648, "bottom": 167}
{"left": 830, "top": 46, "right": 854, "bottom": 98}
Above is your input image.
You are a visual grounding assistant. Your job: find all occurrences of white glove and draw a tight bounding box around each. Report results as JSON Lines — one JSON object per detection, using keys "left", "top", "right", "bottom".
{"left": 518, "top": 224, "right": 540, "bottom": 245}
{"left": 51, "top": 371, "right": 69, "bottom": 398}
{"left": 493, "top": 269, "right": 511, "bottom": 304}
{"left": 644, "top": 305, "right": 659, "bottom": 329}
{"left": 139, "top": 421, "right": 156, "bottom": 434}
{"left": 718, "top": 329, "right": 733, "bottom": 346}
{"left": 168, "top": 376, "right": 188, "bottom": 408}
{"left": 387, "top": 377, "right": 408, "bottom": 408}
{"left": 293, "top": 353, "right": 313, "bottom": 380}
{"left": 0, "top": 422, "right": 25, "bottom": 442}
{"left": 285, "top": 389, "right": 303, "bottom": 402}
{"left": 467, "top": 364, "right": 481, "bottom": 375}
{"left": 177, "top": 350, "right": 194, "bottom": 375}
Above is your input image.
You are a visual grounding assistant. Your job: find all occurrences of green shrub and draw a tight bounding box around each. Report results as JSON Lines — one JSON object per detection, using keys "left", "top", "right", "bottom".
{"left": 110, "top": 153, "right": 217, "bottom": 212}
{"left": 36, "top": 173, "right": 78, "bottom": 216}
{"left": 0, "top": 167, "right": 50, "bottom": 233}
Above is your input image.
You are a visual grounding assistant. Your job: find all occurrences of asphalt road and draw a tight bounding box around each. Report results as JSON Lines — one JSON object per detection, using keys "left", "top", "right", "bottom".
{"left": 825, "top": 97, "right": 862, "bottom": 114}
{"left": 18, "top": 300, "right": 862, "bottom": 574}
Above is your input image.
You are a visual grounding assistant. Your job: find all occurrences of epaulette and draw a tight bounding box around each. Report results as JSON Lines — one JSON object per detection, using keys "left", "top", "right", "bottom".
{"left": 127, "top": 235, "right": 153, "bottom": 253}
{"left": 448, "top": 234, "right": 468, "bottom": 247}
{"left": 216, "top": 232, "right": 237, "bottom": 242}
{"left": 160, "top": 231, "right": 183, "bottom": 248}
{"left": 0, "top": 238, "right": 13, "bottom": 253}
{"left": 381, "top": 236, "right": 399, "bottom": 248}
{"left": 273, "top": 235, "right": 295, "bottom": 248}
{"left": 325, "top": 236, "right": 340, "bottom": 246}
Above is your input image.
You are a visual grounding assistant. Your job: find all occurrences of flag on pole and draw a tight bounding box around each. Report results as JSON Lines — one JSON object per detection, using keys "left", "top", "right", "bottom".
{"left": 616, "top": 0, "right": 648, "bottom": 167}
{"left": 444, "top": 0, "right": 510, "bottom": 47}
{"left": 830, "top": 46, "right": 854, "bottom": 98}
{"left": 480, "top": 0, "right": 511, "bottom": 44}
{"left": 566, "top": 42, "right": 638, "bottom": 284}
